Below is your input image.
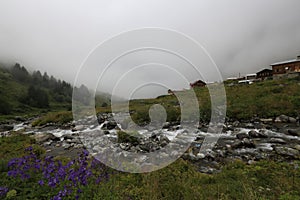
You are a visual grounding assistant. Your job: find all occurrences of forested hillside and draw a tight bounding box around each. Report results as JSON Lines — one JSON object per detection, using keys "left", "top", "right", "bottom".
{"left": 0, "top": 63, "right": 111, "bottom": 120}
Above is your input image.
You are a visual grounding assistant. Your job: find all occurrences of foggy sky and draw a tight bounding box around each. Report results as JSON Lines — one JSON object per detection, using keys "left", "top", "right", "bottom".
{"left": 0, "top": 0, "right": 300, "bottom": 98}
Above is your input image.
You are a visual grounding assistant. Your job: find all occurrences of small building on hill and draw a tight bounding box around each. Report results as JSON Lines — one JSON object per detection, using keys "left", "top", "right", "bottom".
{"left": 271, "top": 55, "right": 300, "bottom": 79}
{"left": 256, "top": 69, "right": 273, "bottom": 80}
{"left": 190, "top": 80, "right": 206, "bottom": 88}
{"left": 245, "top": 74, "right": 257, "bottom": 80}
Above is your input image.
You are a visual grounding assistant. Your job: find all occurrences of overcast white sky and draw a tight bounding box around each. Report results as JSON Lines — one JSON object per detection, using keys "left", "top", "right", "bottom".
{"left": 0, "top": 0, "right": 300, "bottom": 98}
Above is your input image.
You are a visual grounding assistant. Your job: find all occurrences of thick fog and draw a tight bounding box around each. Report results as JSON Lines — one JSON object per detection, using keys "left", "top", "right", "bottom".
{"left": 0, "top": 0, "right": 300, "bottom": 98}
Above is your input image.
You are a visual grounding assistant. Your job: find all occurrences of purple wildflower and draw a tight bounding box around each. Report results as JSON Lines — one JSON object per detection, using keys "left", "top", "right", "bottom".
{"left": 0, "top": 187, "right": 9, "bottom": 197}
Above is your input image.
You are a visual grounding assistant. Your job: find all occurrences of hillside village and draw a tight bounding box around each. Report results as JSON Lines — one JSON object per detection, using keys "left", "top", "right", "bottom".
{"left": 167, "top": 55, "right": 300, "bottom": 94}
{"left": 225, "top": 55, "right": 300, "bottom": 85}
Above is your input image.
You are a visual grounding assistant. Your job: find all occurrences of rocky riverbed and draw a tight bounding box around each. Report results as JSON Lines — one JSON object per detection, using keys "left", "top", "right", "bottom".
{"left": 1, "top": 113, "right": 300, "bottom": 173}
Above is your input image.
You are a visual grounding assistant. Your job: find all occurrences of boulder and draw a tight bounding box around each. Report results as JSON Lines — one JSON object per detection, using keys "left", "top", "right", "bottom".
{"left": 72, "top": 125, "right": 84, "bottom": 132}
{"left": 236, "top": 133, "right": 249, "bottom": 140}
{"left": 294, "top": 145, "right": 300, "bottom": 151}
{"left": 103, "top": 121, "right": 118, "bottom": 130}
{"left": 275, "top": 147, "right": 299, "bottom": 158}
{"left": 0, "top": 124, "right": 13, "bottom": 132}
{"left": 248, "top": 130, "right": 268, "bottom": 138}
{"left": 269, "top": 138, "right": 286, "bottom": 144}
{"left": 97, "top": 114, "right": 106, "bottom": 124}
{"left": 260, "top": 118, "right": 273, "bottom": 123}
{"left": 31, "top": 133, "right": 60, "bottom": 144}
{"left": 159, "top": 135, "right": 170, "bottom": 147}
{"left": 275, "top": 115, "right": 297, "bottom": 123}
{"left": 232, "top": 121, "right": 240, "bottom": 127}
{"left": 286, "top": 129, "right": 300, "bottom": 137}
{"left": 162, "top": 122, "right": 171, "bottom": 129}
{"left": 242, "top": 138, "right": 256, "bottom": 148}
{"left": 14, "top": 116, "right": 26, "bottom": 122}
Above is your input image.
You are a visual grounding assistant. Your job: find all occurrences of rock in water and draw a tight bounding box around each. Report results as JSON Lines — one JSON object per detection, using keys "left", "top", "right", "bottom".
{"left": 286, "top": 129, "right": 300, "bottom": 137}
{"left": 236, "top": 133, "right": 249, "bottom": 140}
{"left": 31, "top": 133, "right": 59, "bottom": 144}
{"left": 0, "top": 124, "right": 13, "bottom": 132}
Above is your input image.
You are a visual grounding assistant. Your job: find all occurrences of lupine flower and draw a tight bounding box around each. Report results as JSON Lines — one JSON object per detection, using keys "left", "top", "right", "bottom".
{"left": 0, "top": 187, "right": 9, "bottom": 197}
{"left": 7, "top": 147, "right": 113, "bottom": 200}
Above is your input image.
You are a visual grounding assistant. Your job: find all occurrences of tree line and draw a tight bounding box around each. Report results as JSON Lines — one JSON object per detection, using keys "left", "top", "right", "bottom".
{"left": 0, "top": 63, "right": 73, "bottom": 114}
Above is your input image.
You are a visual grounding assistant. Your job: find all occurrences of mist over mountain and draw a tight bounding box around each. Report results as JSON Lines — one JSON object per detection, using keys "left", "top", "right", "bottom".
{"left": 0, "top": 1, "right": 299, "bottom": 98}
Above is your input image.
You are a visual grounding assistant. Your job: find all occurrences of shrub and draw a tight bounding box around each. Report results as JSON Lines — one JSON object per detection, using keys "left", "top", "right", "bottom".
{"left": 32, "top": 111, "right": 73, "bottom": 126}
{"left": 117, "top": 130, "right": 141, "bottom": 145}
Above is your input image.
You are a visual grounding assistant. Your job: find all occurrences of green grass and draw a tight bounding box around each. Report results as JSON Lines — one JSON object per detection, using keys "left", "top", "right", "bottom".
{"left": 26, "top": 77, "right": 300, "bottom": 127}
{"left": 107, "top": 78, "right": 300, "bottom": 125}
{"left": 0, "top": 134, "right": 299, "bottom": 199}
{"left": 31, "top": 111, "right": 73, "bottom": 126}
{"left": 92, "top": 159, "right": 300, "bottom": 200}
{"left": 0, "top": 132, "right": 44, "bottom": 172}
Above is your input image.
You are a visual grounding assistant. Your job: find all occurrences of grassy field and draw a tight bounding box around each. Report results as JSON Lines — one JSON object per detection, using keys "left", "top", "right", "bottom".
{"left": 0, "top": 134, "right": 300, "bottom": 199}
{"left": 126, "top": 77, "right": 300, "bottom": 125}
{"left": 29, "top": 77, "right": 300, "bottom": 127}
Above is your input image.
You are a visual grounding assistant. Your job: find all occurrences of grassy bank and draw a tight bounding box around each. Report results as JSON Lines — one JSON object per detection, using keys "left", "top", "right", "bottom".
{"left": 16, "top": 77, "right": 300, "bottom": 127}
{"left": 127, "top": 77, "right": 300, "bottom": 124}
{"left": 0, "top": 134, "right": 300, "bottom": 199}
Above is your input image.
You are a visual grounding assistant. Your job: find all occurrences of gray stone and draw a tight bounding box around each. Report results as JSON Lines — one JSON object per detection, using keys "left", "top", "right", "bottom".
{"left": 103, "top": 121, "right": 118, "bottom": 130}
{"left": 249, "top": 130, "right": 268, "bottom": 138}
{"left": 242, "top": 138, "right": 256, "bottom": 148}
{"left": 15, "top": 116, "right": 26, "bottom": 121}
{"left": 232, "top": 121, "right": 240, "bottom": 127}
{"left": 31, "top": 133, "right": 59, "bottom": 144}
{"left": 275, "top": 115, "right": 297, "bottom": 123}
{"left": 275, "top": 147, "right": 299, "bottom": 158}
{"left": 72, "top": 125, "right": 84, "bottom": 131}
{"left": 260, "top": 118, "right": 273, "bottom": 123}
{"left": 286, "top": 129, "right": 300, "bottom": 137}
{"left": 0, "top": 124, "right": 13, "bottom": 132}
{"left": 294, "top": 145, "right": 300, "bottom": 151}
{"left": 162, "top": 122, "right": 171, "bottom": 129}
{"left": 196, "top": 153, "right": 205, "bottom": 159}
{"left": 236, "top": 133, "right": 249, "bottom": 140}
{"left": 245, "top": 123, "right": 255, "bottom": 128}
{"left": 63, "top": 135, "right": 75, "bottom": 140}
{"left": 269, "top": 138, "right": 286, "bottom": 144}
{"left": 289, "top": 117, "right": 297, "bottom": 123}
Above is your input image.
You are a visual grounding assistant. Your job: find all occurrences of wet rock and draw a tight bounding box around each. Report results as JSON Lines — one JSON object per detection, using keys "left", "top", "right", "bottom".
{"left": 15, "top": 116, "right": 26, "bottom": 122}
{"left": 159, "top": 135, "right": 170, "bottom": 147}
{"left": 242, "top": 138, "right": 256, "bottom": 148}
{"left": 236, "top": 133, "right": 249, "bottom": 140}
{"left": 103, "top": 130, "right": 110, "bottom": 135}
{"left": 269, "top": 138, "right": 286, "bottom": 144}
{"left": 232, "top": 121, "right": 240, "bottom": 127}
{"left": 162, "top": 122, "right": 171, "bottom": 129}
{"left": 275, "top": 115, "right": 297, "bottom": 123}
{"left": 199, "top": 167, "right": 216, "bottom": 174}
{"left": 294, "top": 145, "right": 300, "bottom": 151}
{"left": 72, "top": 125, "right": 84, "bottom": 132}
{"left": 286, "top": 129, "right": 300, "bottom": 137}
{"left": 63, "top": 135, "right": 75, "bottom": 140}
{"left": 97, "top": 114, "right": 106, "bottom": 124}
{"left": 0, "top": 124, "right": 13, "bottom": 132}
{"left": 102, "top": 121, "right": 118, "bottom": 130}
{"left": 62, "top": 143, "right": 71, "bottom": 150}
{"left": 260, "top": 118, "right": 273, "bottom": 123}
{"left": 32, "top": 133, "right": 60, "bottom": 144}
{"left": 248, "top": 130, "right": 268, "bottom": 138}
{"left": 289, "top": 117, "right": 297, "bottom": 123}
{"left": 232, "top": 138, "right": 255, "bottom": 149}
{"left": 245, "top": 123, "right": 255, "bottom": 129}
{"left": 139, "top": 142, "right": 154, "bottom": 152}
{"left": 275, "top": 147, "right": 299, "bottom": 158}
{"left": 196, "top": 153, "right": 205, "bottom": 159}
